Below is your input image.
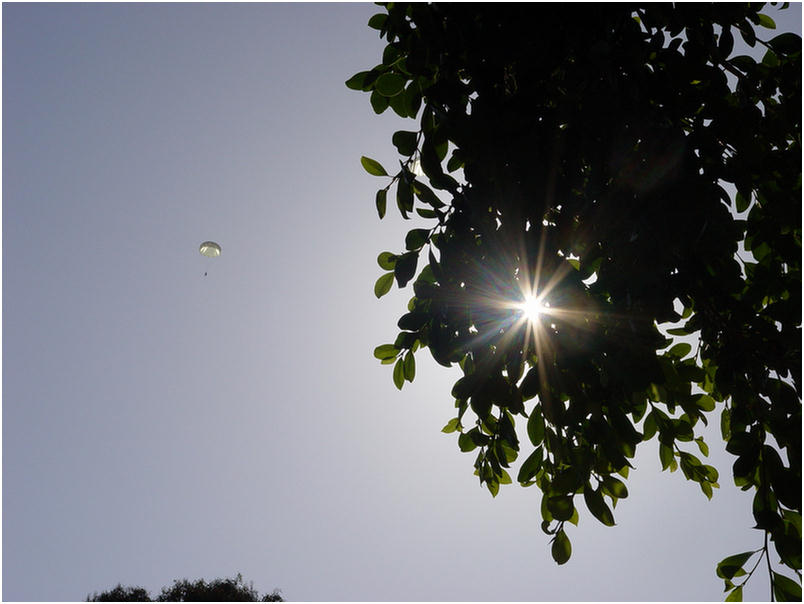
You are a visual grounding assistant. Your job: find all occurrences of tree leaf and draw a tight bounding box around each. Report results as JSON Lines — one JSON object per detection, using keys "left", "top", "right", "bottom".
{"left": 394, "top": 252, "right": 418, "bottom": 287}
{"left": 458, "top": 430, "right": 478, "bottom": 452}
{"left": 527, "top": 406, "right": 545, "bottom": 446}
{"left": 716, "top": 551, "right": 756, "bottom": 579}
{"left": 361, "top": 156, "right": 388, "bottom": 176}
{"left": 517, "top": 446, "right": 543, "bottom": 483}
{"left": 735, "top": 191, "right": 751, "bottom": 213}
{"left": 375, "top": 72, "right": 406, "bottom": 97}
{"left": 583, "top": 483, "right": 616, "bottom": 526}
{"left": 547, "top": 495, "right": 575, "bottom": 521}
{"left": 403, "top": 350, "right": 416, "bottom": 382}
{"left": 412, "top": 180, "right": 445, "bottom": 207}
{"left": 405, "top": 228, "right": 430, "bottom": 251}
{"left": 520, "top": 367, "right": 540, "bottom": 400}
{"left": 695, "top": 394, "right": 716, "bottom": 412}
{"left": 659, "top": 443, "right": 674, "bottom": 470}
{"left": 441, "top": 417, "right": 460, "bottom": 433}
{"left": 376, "top": 189, "right": 388, "bottom": 219}
{"left": 757, "top": 13, "right": 776, "bottom": 29}
{"left": 396, "top": 178, "right": 414, "bottom": 218}
{"left": 667, "top": 342, "right": 692, "bottom": 358}
{"left": 345, "top": 71, "right": 372, "bottom": 91}
{"left": 551, "top": 529, "right": 572, "bottom": 565}
{"left": 601, "top": 475, "right": 629, "bottom": 499}
{"left": 725, "top": 585, "right": 743, "bottom": 602}
{"left": 374, "top": 272, "right": 394, "bottom": 298}
{"left": 373, "top": 344, "right": 399, "bottom": 360}
{"left": 370, "top": 90, "right": 390, "bottom": 114}
{"left": 367, "top": 13, "right": 387, "bottom": 30}
{"left": 392, "top": 130, "right": 419, "bottom": 156}
{"left": 762, "top": 49, "right": 780, "bottom": 68}
{"left": 377, "top": 251, "right": 397, "bottom": 270}
{"left": 768, "top": 32, "right": 802, "bottom": 55}
{"left": 393, "top": 357, "right": 405, "bottom": 389}
{"left": 719, "top": 27, "right": 734, "bottom": 58}
{"left": 773, "top": 572, "right": 802, "bottom": 602}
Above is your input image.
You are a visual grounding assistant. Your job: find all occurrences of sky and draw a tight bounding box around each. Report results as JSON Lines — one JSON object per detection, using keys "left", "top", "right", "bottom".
{"left": 3, "top": 3, "right": 801, "bottom": 602}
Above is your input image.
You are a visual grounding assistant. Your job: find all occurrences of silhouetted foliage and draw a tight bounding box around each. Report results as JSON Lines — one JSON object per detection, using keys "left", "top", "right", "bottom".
{"left": 87, "top": 574, "right": 283, "bottom": 602}
{"left": 350, "top": 2, "right": 801, "bottom": 601}
{"left": 87, "top": 584, "right": 150, "bottom": 602}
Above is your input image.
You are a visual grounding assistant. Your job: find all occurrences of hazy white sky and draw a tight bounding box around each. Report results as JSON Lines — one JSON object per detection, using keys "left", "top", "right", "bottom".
{"left": 3, "top": 3, "right": 800, "bottom": 602}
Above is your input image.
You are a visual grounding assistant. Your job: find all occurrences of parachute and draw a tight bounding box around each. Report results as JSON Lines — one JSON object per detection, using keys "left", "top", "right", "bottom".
{"left": 199, "top": 241, "right": 221, "bottom": 276}
{"left": 199, "top": 241, "right": 221, "bottom": 257}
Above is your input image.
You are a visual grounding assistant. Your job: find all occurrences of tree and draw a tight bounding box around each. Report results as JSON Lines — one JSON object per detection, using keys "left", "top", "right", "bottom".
{"left": 87, "top": 574, "right": 283, "bottom": 602}
{"left": 348, "top": 3, "right": 801, "bottom": 601}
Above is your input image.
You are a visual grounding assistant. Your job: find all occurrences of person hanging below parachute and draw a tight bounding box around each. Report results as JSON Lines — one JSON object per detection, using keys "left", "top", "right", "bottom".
{"left": 199, "top": 241, "right": 221, "bottom": 276}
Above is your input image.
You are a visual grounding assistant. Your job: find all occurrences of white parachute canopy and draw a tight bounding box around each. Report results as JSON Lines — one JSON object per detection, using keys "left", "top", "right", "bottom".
{"left": 199, "top": 241, "right": 221, "bottom": 257}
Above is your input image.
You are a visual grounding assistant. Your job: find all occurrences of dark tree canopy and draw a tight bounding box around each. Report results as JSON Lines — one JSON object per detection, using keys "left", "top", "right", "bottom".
{"left": 349, "top": 3, "right": 801, "bottom": 601}
{"left": 87, "top": 574, "right": 283, "bottom": 602}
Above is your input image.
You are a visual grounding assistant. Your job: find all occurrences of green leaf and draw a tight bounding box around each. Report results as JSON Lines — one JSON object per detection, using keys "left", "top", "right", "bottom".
{"left": 601, "top": 475, "right": 629, "bottom": 499}
{"left": 527, "top": 406, "right": 545, "bottom": 446}
{"left": 695, "top": 394, "right": 716, "bottom": 412}
{"left": 583, "top": 484, "right": 616, "bottom": 526}
{"left": 441, "top": 417, "right": 460, "bottom": 433}
{"left": 398, "top": 311, "right": 428, "bottom": 331}
{"left": 659, "top": 443, "right": 674, "bottom": 470}
{"left": 374, "top": 272, "right": 395, "bottom": 298}
{"left": 757, "top": 13, "right": 776, "bottom": 29}
{"left": 405, "top": 228, "right": 430, "bottom": 250}
{"left": 695, "top": 437, "right": 710, "bottom": 457}
{"left": 403, "top": 350, "right": 416, "bottom": 382}
{"left": 666, "top": 327, "right": 690, "bottom": 336}
{"left": 720, "top": 407, "right": 731, "bottom": 440}
{"left": 345, "top": 71, "right": 372, "bottom": 91}
{"left": 361, "top": 156, "right": 388, "bottom": 176}
{"left": 520, "top": 367, "right": 540, "bottom": 400}
{"left": 547, "top": 495, "right": 575, "bottom": 521}
{"left": 377, "top": 251, "right": 396, "bottom": 270}
{"left": 375, "top": 72, "right": 406, "bottom": 97}
{"left": 735, "top": 191, "right": 751, "bottom": 212}
{"left": 393, "top": 357, "right": 405, "bottom": 390}
{"left": 375, "top": 189, "right": 387, "bottom": 219}
{"left": 551, "top": 529, "right": 572, "bottom": 565}
{"left": 716, "top": 551, "right": 756, "bottom": 579}
{"left": 373, "top": 344, "right": 399, "bottom": 360}
{"left": 763, "top": 49, "right": 780, "bottom": 68}
{"left": 394, "top": 252, "right": 418, "bottom": 288}
{"left": 667, "top": 342, "right": 692, "bottom": 358}
{"left": 642, "top": 411, "right": 658, "bottom": 441}
{"left": 367, "top": 13, "right": 387, "bottom": 30}
{"left": 392, "top": 130, "right": 419, "bottom": 156}
{"left": 725, "top": 585, "right": 743, "bottom": 602}
{"left": 768, "top": 32, "right": 802, "bottom": 55}
{"left": 739, "top": 23, "right": 757, "bottom": 47}
{"left": 458, "top": 430, "right": 478, "bottom": 452}
{"left": 396, "top": 178, "right": 414, "bottom": 217}
{"left": 370, "top": 90, "right": 389, "bottom": 114}
{"left": 773, "top": 572, "right": 802, "bottom": 601}
{"left": 517, "top": 446, "right": 543, "bottom": 483}
{"left": 486, "top": 478, "right": 500, "bottom": 497}
{"left": 719, "top": 27, "right": 734, "bottom": 58}
{"left": 413, "top": 180, "right": 445, "bottom": 207}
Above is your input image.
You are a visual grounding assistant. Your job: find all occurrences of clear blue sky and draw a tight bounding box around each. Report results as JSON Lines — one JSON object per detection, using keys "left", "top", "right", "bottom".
{"left": 3, "top": 3, "right": 800, "bottom": 602}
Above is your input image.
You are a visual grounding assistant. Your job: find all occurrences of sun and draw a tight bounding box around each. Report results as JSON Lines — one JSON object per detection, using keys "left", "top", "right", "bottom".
{"left": 517, "top": 294, "right": 549, "bottom": 323}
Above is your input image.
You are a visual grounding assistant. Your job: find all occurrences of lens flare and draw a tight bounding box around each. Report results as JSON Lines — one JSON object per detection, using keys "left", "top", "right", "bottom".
{"left": 517, "top": 294, "right": 549, "bottom": 323}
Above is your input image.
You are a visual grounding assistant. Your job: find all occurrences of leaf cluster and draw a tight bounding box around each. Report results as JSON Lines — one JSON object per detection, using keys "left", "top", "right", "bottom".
{"left": 87, "top": 574, "right": 283, "bottom": 602}
{"left": 351, "top": 2, "right": 800, "bottom": 598}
